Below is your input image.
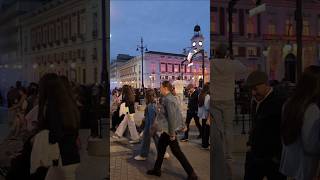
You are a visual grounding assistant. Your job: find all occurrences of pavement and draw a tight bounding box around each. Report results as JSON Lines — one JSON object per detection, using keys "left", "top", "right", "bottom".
{"left": 110, "top": 102, "right": 248, "bottom": 180}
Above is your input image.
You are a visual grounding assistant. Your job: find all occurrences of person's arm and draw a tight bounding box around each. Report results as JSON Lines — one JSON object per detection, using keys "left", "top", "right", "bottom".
{"left": 164, "top": 98, "right": 177, "bottom": 138}
{"left": 233, "top": 60, "right": 249, "bottom": 76}
{"left": 146, "top": 105, "right": 156, "bottom": 130}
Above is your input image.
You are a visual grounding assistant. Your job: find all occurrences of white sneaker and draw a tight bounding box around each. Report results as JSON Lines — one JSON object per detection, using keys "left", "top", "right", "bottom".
{"left": 164, "top": 152, "right": 170, "bottom": 159}
{"left": 112, "top": 135, "right": 120, "bottom": 139}
{"left": 134, "top": 155, "right": 146, "bottom": 161}
{"left": 129, "top": 139, "right": 140, "bottom": 144}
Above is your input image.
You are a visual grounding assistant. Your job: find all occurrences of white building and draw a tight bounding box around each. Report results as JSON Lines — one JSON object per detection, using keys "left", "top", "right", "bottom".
{"left": 19, "top": 0, "right": 104, "bottom": 84}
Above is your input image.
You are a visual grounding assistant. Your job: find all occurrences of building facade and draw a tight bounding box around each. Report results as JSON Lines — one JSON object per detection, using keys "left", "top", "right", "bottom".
{"left": 211, "top": 0, "right": 320, "bottom": 82}
{"left": 0, "top": 0, "right": 44, "bottom": 99}
{"left": 114, "top": 50, "right": 210, "bottom": 89}
{"left": 110, "top": 54, "right": 133, "bottom": 90}
{"left": 20, "top": 0, "right": 104, "bottom": 84}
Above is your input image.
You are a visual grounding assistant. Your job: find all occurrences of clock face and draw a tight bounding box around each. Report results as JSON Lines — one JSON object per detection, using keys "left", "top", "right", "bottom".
{"left": 192, "top": 42, "right": 196, "bottom": 47}
{"left": 199, "top": 41, "right": 203, "bottom": 46}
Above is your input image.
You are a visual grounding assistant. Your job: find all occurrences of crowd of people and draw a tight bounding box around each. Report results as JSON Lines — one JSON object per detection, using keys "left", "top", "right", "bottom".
{"left": 110, "top": 78, "right": 212, "bottom": 179}
{"left": 0, "top": 75, "right": 107, "bottom": 180}
{"left": 210, "top": 44, "right": 320, "bottom": 180}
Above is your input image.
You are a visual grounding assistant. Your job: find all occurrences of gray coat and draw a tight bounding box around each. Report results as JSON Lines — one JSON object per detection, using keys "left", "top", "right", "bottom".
{"left": 280, "top": 103, "right": 320, "bottom": 180}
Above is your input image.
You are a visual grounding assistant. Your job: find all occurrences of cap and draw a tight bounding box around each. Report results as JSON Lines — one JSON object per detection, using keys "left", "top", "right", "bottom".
{"left": 246, "top": 71, "right": 268, "bottom": 88}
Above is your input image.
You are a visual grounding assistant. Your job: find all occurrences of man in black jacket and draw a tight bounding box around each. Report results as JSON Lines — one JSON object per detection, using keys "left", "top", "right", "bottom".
{"left": 181, "top": 84, "right": 202, "bottom": 142}
{"left": 244, "top": 71, "right": 286, "bottom": 180}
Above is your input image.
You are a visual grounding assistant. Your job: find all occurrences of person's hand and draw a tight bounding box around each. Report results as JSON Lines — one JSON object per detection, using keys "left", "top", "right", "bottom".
{"left": 206, "top": 119, "right": 210, "bottom": 125}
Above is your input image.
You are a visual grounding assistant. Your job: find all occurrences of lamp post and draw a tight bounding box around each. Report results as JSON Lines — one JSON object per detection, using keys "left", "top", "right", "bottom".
{"left": 136, "top": 37, "right": 148, "bottom": 91}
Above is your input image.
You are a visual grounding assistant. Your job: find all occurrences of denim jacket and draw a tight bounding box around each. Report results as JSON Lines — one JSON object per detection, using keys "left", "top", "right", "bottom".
{"left": 158, "top": 93, "right": 182, "bottom": 135}
{"left": 144, "top": 103, "right": 156, "bottom": 131}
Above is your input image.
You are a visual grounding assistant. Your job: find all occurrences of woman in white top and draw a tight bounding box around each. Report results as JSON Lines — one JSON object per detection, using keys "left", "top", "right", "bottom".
{"left": 280, "top": 65, "right": 320, "bottom": 180}
{"left": 198, "top": 83, "right": 210, "bottom": 149}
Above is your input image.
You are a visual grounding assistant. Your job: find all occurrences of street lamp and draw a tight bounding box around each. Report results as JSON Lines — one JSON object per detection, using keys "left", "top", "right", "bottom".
{"left": 136, "top": 37, "right": 148, "bottom": 91}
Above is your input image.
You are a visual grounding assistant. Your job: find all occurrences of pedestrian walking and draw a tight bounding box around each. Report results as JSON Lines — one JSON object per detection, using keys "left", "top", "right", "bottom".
{"left": 173, "top": 76, "right": 185, "bottom": 107}
{"left": 134, "top": 89, "right": 169, "bottom": 161}
{"left": 147, "top": 81, "right": 197, "bottom": 180}
{"left": 244, "top": 71, "right": 286, "bottom": 180}
{"left": 181, "top": 84, "right": 202, "bottom": 142}
{"left": 198, "top": 82, "right": 210, "bottom": 149}
{"left": 210, "top": 43, "right": 248, "bottom": 179}
{"left": 280, "top": 65, "right": 320, "bottom": 180}
{"left": 112, "top": 85, "right": 140, "bottom": 143}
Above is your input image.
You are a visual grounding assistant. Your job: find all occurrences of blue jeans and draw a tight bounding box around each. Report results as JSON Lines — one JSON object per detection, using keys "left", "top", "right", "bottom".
{"left": 140, "top": 129, "right": 159, "bottom": 157}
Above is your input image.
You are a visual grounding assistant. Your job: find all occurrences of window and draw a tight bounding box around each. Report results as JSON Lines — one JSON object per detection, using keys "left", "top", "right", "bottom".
{"left": 238, "top": 47, "right": 246, "bottom": 57}
{"left": 160, "top": 63, "right": 166, "bottom": 72}
{"left": 285, "top": 19, "right": 294, "bottom": 36}
{"left": 303, "top": 19, "right": 310, "bottom": 36}
{"left": 227, "top": 16, "right": 238, "bottom": 33}
{"left": 180, "top": 64, "right": 186, "bottom": 73}
{"left": 56, "top": 19, "right": 62, "bottom": 42}
{"left": 71, "top": 13, "right": 78, "bottom": 38}
{"left": 247, "top": 47, "right": 257, "bottom": 56}
{"left": 174, "top": 64, "right": 180, "bottom": 73}
{"left": 268, "top": 20, "right": 276, "bottom": 35}
{"left": 92, "top": 12, "right": 98, "bottom": 38}
{"left": 247, "top": 17, "right": 255, "bottom": 34}
{"left": 186, "top": 65, "right": 191, "bottom": 73}
{"left": 233, "top": 47, "right": 239, "bottom": 56}
{"left": 83, "top": 68, "right": 86, "bottom": 84}
{"left": 80, "top": 11, "right": 86, "bottom": 35}
{"left": 211, "top": 12, "right": 218, "bottom": 33}
{"left": 151, "top": 63, "right": 156, "bottom": 73}
{"left": 167, "top": 63, "right": 173, "bottom": 73}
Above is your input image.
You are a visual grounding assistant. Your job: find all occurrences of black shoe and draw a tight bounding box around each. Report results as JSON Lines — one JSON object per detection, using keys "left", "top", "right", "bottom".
{"left": 180, "top": 137, "right": 189, "bottom": 142}
{"left": 187, "top": 172, "right": 198, "bottom": 180}
{"left": 147, "top": 169, "right": 161, "bottom": 177}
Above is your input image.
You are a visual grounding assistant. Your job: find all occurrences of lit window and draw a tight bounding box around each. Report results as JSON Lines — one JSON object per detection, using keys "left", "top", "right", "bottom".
{"left": 174, "top": 64, "right": 180, "bottom": 73}
{"left": 303, "top": 19, "right": 310, "bottom": 36}
{"left": 160, "top": 63, "right": 166, "bottom": 72}
{"left": 228, "top": 16, "right": 238, "bottom": 33}
{"left": 285, "top": 19, "right": 294, "bottom": 36}
{"left": 167, "top": 63, "right": 173, "bottom": 73}
{"left": 247, "top": 17, "right": 255, "bottom": 34}
{"left": 268, "top": 20, "right": 276, "bottom": 35}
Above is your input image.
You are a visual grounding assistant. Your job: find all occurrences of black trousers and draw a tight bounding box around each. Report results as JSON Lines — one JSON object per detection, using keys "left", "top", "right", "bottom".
{"left": 111, "top": 110, "right": 124, "bottom": 129}
{"left": 154, "top": 133, "right": 194, "bottom": 176}
{"left": 184, "top": 111, "right": 201, "bottom": 138}
{"left": 201, "top": 119, "right": 210, "bottom": 148}
{"left": 244, "top": 151, "right": 286, "bottom": 180}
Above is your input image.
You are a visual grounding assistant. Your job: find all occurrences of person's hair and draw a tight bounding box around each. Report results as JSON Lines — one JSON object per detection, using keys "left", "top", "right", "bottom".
{"left": 38, "top": 73, "right": 80, "bottom": 132}
{"left": 161, "top": 81, "right": 173, "bottom": 93}
{"left": 122, "top": 85, "right": 135, "bottom": 103}
{"left": 145, "top": 89, "right": 156, "bottom": 105}
{"left": 198, "top": 83, "right": 210, "bottom": 107}
{"left": 281, "top": 65, "right": 320, "bottom": 145}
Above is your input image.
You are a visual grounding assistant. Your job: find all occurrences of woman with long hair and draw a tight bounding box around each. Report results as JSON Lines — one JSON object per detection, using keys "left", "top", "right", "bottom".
{"left": 37, "top": 73, "right": 80, "bottom": 179}
{"left": 198, "top": 82, "right": 210, "bottom": 149}
{"left": 134, "top": 89, "right": 169, "bottom": 161}
{"left": 112, "top": 85, "right": 140, "bottom": 143}
{"left": 280, "top": 65, "right": 320, "bottom": 180}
